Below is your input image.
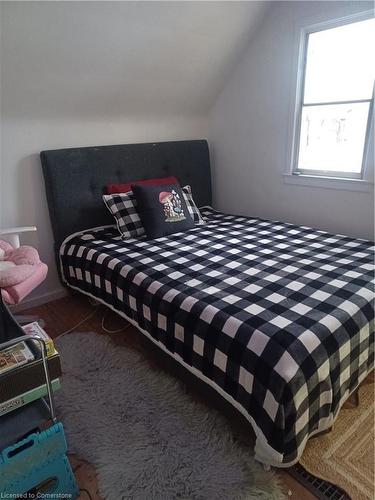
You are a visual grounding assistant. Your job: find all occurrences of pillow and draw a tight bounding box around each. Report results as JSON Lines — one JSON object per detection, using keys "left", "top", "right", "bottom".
{"left": 103, "top": 184, "right": 203, "bottom": 239}
{"left": 182, "top": 185, "right": 205, "bottom": 225}
{"left": 103, "top": 191, "right": 145, "bottom": 239}
{"left": 106, "top": 176, "right": 178, "bottom": 194}
{"left": 132, "top": 184, "right": 194, "bottom": 239}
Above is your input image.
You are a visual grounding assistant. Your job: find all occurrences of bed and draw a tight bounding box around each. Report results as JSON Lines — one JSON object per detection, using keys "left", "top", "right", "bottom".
{"left": 41, "top": 140, "right": 374, "bottom": 468}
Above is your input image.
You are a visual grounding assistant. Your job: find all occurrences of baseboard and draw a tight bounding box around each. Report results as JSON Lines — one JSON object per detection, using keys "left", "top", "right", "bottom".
{"left": 11, "top": 288, "right": 68, "bottom": 312}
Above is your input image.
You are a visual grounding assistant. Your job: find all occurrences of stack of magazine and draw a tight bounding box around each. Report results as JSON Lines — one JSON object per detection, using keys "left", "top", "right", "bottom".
{"left": 0, "top": 322, "right": 61, "bottom": 416}
{"left": 0, "top": 341, "right": 35, "bottom": 375}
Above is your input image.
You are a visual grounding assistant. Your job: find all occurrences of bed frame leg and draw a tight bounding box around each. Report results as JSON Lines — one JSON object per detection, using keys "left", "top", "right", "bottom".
{"left": 263, "top": 463, "right": 271, "bottom": 471}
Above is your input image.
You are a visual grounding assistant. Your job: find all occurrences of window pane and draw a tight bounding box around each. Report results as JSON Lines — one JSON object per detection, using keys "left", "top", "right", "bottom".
{"left": 304, "top": 17, "right": 375, "bottom": 103}
{"left": 298, "top": 102, "right": 370, "bottom": 173}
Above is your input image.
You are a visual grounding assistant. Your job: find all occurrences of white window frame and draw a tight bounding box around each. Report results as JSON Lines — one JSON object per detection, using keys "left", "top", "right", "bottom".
{"left": 287, "top": 10, "right": 374, "bottom": 189}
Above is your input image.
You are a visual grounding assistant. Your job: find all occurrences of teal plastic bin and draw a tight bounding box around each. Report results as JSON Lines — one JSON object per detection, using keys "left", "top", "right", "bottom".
{"left": 0, "top": 421, "right": 79, "bottom": 498}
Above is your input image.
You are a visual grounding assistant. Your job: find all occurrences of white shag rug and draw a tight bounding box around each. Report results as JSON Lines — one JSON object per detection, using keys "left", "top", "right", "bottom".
{"left": 55, "top": 332, "right": 286, "bottom": 500}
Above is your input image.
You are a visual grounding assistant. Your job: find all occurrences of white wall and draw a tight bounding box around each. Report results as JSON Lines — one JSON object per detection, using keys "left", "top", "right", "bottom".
{"left": 209, "top": 1, "right": 374, "bottom": 241}
{"left": 1, "top": 2, "right": 268, "bottom": 120}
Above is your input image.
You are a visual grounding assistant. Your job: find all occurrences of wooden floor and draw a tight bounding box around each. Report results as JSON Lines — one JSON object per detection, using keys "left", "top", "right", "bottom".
{"left": 23, "top": 293, "right": 320, "bottom": 500}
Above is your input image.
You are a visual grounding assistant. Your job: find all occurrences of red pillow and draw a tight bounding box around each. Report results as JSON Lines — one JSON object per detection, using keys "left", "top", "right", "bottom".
{"left": 106, "top": 176, "right": 178, "bottom": 194}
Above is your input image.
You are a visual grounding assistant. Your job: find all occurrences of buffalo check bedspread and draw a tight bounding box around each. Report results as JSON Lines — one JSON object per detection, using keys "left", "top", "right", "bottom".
{"left": 60, "top": 207, "right": 374, "bottom": 467}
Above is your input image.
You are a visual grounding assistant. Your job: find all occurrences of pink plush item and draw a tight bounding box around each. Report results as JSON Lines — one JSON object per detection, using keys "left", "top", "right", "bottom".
{"left": 0, "top": 240, "right": 42, "bottom": 287}
{"left": 0, "top": 240, "right": 13, "bottom": 253}
{"left": 5, "top": 245, "right": 41, "bottom": 266}
{"left": 0, "top": 264, "right": 35, "bottom": 287}
{"left": 1, "top": 263, "right": 48, "bottom": 305}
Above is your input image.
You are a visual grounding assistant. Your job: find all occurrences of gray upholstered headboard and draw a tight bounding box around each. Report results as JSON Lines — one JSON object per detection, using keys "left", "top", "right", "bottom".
{"left": 41, "top": 139, "right": 212, "bottom": 259}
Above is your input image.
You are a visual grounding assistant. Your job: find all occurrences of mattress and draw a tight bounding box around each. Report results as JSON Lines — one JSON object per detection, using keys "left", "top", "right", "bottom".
{"left": 59, "top": 207, "right": 374, "bottom": 467}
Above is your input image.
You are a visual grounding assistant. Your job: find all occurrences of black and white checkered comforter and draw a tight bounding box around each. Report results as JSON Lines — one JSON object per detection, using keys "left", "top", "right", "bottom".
{"left": 60, "top": 207, "right": 374, "bottom": 466}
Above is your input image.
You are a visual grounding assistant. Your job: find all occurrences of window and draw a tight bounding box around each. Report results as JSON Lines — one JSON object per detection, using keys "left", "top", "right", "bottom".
{"left": 292, "top": 15, "right": 374, "bottom": 180}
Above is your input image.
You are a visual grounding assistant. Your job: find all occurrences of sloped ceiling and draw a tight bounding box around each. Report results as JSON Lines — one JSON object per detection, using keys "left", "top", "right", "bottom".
{"left": 1, "top": 1, "right": 270, "bottom": 118}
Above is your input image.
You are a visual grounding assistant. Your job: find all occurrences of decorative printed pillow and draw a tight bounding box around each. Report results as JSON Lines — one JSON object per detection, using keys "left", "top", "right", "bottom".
{"left": 131, "top": 184, "right": 194, "bottom": 239}
{"left": 103, "top": 192, "right": 145, "bottom": 239}
{"left": 182, "top": 185, "right": 206, "bottom": 225}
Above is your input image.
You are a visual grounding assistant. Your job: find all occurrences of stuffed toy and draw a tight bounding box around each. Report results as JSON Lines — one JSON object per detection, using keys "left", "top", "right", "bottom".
{"left": 0, "top": 240, "right": 41, "bottom": 288}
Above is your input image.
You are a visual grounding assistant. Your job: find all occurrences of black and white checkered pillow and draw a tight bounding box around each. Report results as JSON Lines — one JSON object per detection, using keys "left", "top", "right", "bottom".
{"left": 182, "top": 185, "right": 206, "bottom": 225}
{"left": 103, "top": 192, "right": 145, "bottom": 239}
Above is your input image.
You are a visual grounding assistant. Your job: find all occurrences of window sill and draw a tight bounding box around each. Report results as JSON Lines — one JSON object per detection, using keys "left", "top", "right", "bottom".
{"left": 283, "top": 173, "right": 374, "bottom": 192}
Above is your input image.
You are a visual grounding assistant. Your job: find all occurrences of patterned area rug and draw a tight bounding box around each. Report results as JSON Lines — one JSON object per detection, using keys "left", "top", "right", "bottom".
{"left": 55, "top": 332, "right": 286, "bottom": 500}
{"left": 300, "top": 379, "right": 374, "bottom": 500}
